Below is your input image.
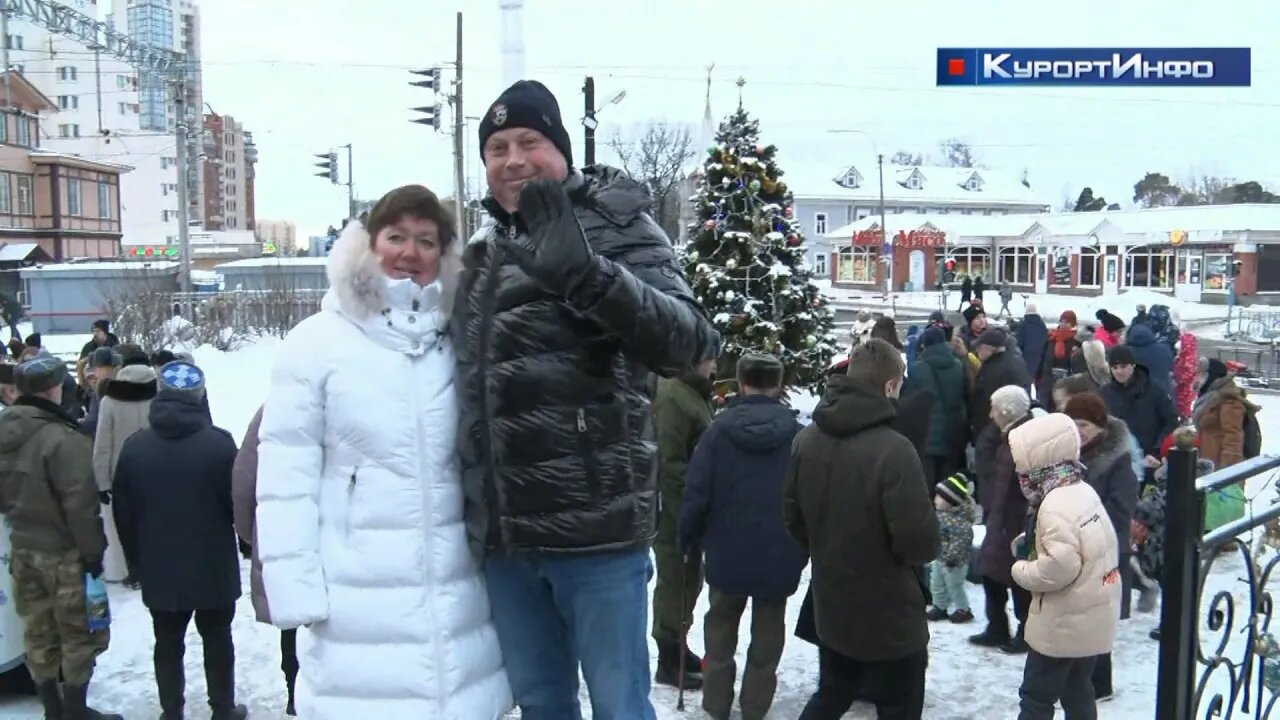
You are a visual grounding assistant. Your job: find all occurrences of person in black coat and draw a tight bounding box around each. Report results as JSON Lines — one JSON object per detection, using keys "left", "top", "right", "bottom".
{"left": 679, "top": 353, "right": 805, "bottom": 720}
{"left": 1125, "top": 323, "right": 1175, "bottom": 396}
{"left": 112, "top": 361, "right": 248, "bottom": 720}
{"left": 1015, "top": 304, "right": 1048, "bottom": 387}
{"left": 1098, "top": 345, "right": 1177, "bottom": 489}
{"left": 969, "top": 328, "right": 1032, "bottom": 440}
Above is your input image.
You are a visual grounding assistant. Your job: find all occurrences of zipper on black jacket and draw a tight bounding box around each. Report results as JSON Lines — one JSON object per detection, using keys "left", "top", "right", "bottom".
{"left": 476, "top": 226, "right": 510, "bottom": 548}
{"left": 575, "top": 408, "right": 601, "bottom": 495}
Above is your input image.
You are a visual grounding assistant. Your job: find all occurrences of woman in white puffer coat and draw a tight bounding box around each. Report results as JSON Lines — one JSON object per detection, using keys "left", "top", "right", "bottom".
{"left": 255, "top": 185, "right": 511, "bottom": 720}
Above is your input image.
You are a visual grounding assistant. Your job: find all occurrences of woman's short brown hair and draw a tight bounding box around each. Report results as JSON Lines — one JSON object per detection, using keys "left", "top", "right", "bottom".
{"left": 365, "top": 185, "right": 455, "bottom": 248}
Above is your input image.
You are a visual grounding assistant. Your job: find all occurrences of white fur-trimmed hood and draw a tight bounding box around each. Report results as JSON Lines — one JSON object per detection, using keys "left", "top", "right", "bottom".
{"left": 325, "top": 219, "right": 463, "bottom": 318}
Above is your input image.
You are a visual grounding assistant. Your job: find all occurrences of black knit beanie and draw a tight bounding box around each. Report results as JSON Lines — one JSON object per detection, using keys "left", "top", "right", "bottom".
{"left": 478, "top": 80, "right": 574, "bottom": 167}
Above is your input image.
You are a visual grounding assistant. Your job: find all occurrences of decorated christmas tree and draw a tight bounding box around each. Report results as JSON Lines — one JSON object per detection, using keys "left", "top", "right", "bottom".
{"left": 680, "top": 105, "right": 839, "bottom": 395}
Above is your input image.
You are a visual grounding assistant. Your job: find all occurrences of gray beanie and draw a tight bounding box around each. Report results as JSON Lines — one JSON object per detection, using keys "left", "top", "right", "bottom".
{"left": 990, "top": 385, "right": 1031, "bottom": 429}
{"left": 157, "top": 361, "right": 206, "bottom": 402}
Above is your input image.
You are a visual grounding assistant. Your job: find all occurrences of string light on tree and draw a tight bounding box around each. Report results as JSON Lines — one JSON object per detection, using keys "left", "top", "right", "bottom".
{"left": 677, "top": 99, "right": 838, "bottom": 394}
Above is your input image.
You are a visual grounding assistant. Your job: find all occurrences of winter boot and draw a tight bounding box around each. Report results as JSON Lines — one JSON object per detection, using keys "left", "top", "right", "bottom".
{"left": 34, "top": 680, "right": 61, "bottom": 720}
{"left": 60, "top": 683, "right": 123, "bottom": 720}
{"left": 1000, "top": 625, "right": 1029, "bottom": 655}
{"left": 949, "top": 608, "right": 975, "bottom": 624}
{"left": 653, "top": 641, "right": 703, "bottom": 690}
{"left": 968, "top": 626, "right": 1010, "bottom": 648}
{"left": 286, "top": 678, "right": 296, "bottom": 716}
{"left": 925, "top": 607, "right": 950, "bottom": 622}
{"left": 211, "top": 704, "right": 248, "bottom": 720}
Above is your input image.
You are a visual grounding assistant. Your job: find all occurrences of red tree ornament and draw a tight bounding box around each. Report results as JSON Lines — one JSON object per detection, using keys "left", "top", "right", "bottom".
{"left": 786, "top": 234, "right": 800, "bottom": 247}
{"left": 705, "top": 220, "right": 716, "bottom": 230}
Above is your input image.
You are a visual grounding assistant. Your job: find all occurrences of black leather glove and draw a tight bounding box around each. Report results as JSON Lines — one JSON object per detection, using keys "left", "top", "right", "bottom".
{"left": 98, "top": 491, "right": 112, "bottom": 506}
{"left": 498, "top": 178, "right": 595, "bottom": 298}
{"left": 83, "top": 559, "right": 104, "bottom": 579}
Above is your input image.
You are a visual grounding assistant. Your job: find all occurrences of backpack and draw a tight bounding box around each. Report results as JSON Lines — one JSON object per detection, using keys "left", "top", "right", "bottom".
{"left": 1243, "top": 406, "right": 1263, "bottom": 460}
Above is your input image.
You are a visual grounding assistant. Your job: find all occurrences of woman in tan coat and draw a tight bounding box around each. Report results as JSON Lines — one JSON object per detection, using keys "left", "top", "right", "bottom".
{"left": 1009, "top": 413, "right": 1121, "bottom": 720}
{"left": 231, "top": 405, "right": 298, "bottom": 716}
{"left": 1193, "top": 373, "right": 1259, "bottom": 474}
{"left": 92, "top": 359, "right": 157, "bottom": 585}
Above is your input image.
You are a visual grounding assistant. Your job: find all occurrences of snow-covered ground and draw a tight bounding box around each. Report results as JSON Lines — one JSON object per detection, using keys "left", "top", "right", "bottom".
{"left": 0, "top": 336, "right": 1277, "bottom": 719}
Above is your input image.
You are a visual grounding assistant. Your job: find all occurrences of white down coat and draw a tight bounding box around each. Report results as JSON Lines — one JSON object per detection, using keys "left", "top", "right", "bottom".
{"left": 255, "top": 221, "right": 511, "bottom": 720}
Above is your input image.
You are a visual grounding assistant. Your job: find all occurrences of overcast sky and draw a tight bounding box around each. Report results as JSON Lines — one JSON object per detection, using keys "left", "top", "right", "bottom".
{"left": 190, "top": 0, "right": 1279, "bottom": 239}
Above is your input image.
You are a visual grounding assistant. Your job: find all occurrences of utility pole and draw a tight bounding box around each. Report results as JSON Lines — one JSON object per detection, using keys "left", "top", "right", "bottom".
{"left": 878, "top": 153, "right": 889, "bottom": 294}
{"left": 452, "top": 12, "right": 465, "bottom": 241}
{"left": 173, "top": 78, "right": 192, "bottom": 294}
{"left": 343, "top": 143, "right": 355, "bottom": 219}
{"left": 583, "top": 76, "right": 595, "bottom": 165}
{"left": 1, "top": 7, "right": 10, "bottom": 110}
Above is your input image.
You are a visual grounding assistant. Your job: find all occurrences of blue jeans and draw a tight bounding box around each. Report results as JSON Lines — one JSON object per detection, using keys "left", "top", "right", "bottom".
{"left": 929, "top": 559, "right": 971, "bottom": 612}
{"left": 484, "top": 548, "right": 657, "bottom": 720}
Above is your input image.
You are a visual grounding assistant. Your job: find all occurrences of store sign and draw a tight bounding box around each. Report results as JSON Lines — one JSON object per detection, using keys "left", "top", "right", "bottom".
{"left": 1170, "top": 229, "right": 1187, "bottom": 246}
{"left": 895, "top": 229, "right": 947, "bottom": 248}
{"left": 262, "top": 242, "right": 278, "bottom": 255}
{"left": 853, "top": 228, "right": 884, "bottom": 246}
{"left": 126, "top": 246, "right": 179, "bottom": 258}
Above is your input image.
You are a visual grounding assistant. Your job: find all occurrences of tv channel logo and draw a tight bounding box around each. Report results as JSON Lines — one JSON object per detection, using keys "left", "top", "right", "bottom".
{"left": 937, "top": 48, "right": 1250, "bottom": 87}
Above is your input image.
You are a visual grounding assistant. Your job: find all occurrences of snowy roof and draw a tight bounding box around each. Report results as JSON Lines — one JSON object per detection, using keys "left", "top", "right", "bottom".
{"left": 786, "top": 159, "right": 1048, "bottom": 208}
{"left": 0, "top": 242, "right": 42, "bottom": 262}
{"left": 27, "top": 149, "right": 133, "bottom": 174}
{"left": 825, "top": 203, "right": 1280, "bottom": 243}
{"left": 215, "top": 257, "right": 328, "bottom": 270}
{"left": 21, "top": 260, "right": 178, "bottom": 273}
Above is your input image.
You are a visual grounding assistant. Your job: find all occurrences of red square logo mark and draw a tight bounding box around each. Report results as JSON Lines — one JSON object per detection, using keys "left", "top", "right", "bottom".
{"left": 948, "top": 58, "right": 966, "bottom": 76}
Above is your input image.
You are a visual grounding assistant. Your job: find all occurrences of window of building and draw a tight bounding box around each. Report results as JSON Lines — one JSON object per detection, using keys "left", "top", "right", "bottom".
{"left": 16, "top": 175, "right": 32, "bottom": 215}
{"left": 15, "top": 118, "right": 29, "bottom": 147}
{"left": 964, "top": 173, "right": 984, "bottom": 191}
{"left": 814, "top": 252, "right": 828, "bottom": 277}
{"left": 1259, "top": 246, "right": 1280, "bottom": 293}
{"left": 945, "top": 247, "right": 991, "bottom": 282}
{"left": 160, "top": 157, "right": 176, "bottom": 169}
{"left": 98, "top": 182, "right": 111, "bottom": 219}
{"left": 0, "top": 173, "right": 11, "bottom": 213}
{"left": 58, "top": 124, "right": 81, "bottom": 138}
{"left": 905, "top": 172, "right": 923, "bottom": 190}
{"left": 840, "top": 168, "right": 860, "bottom": 189}
{"left": 225, "top": 150, "right": 235, "bottom": 163}
{"left": 1123, "top": 245, "right": 1174, "bottom": 289}
{"left": 224, "top": 132, "right": 234, "bottom": 144}
{"left": 1078, "top": 246, "right": 1102, "bottom": 287}
{"left": 228, "top": 216, "right": 237, "bottom": 228}
{"left": 998, "top": 246, "right": 1035, "bottom": 285}
{"left": 57, "top": 66, "right": 76, "bottom": 81}
{"left": 1203, "top": 252, "right": 1231, "bottom": 291}
{"left": 66, "top": 180, "right": 82, "bottom": 216}
{"left": 6, "top": 35, "right": 23, "bottom": 51}
{"left": 836, "top": 247, "right": 877, "bottom": 284}
{"left": 57, "top": 95, "right": 79, "bottom": 110}
{"left": 0, "top": 114, "right": 7, "bottom": 143}
{"left": 814, "top": 212, "right": 827, "bottom": 236}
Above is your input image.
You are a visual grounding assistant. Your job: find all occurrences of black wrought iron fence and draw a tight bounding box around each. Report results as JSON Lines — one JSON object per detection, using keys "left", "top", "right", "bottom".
{"left": 1156, "top": 437, "right": 1280, "bottom": 719}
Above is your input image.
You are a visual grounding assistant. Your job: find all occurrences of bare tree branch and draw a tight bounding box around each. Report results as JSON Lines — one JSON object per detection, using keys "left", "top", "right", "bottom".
{"left": 607, "top": 122, "right": 696, "bottom": 239}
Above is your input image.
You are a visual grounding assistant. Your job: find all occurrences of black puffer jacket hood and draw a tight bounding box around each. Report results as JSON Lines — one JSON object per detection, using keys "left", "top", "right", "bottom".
{"left": 455, "top": 163, "right": 716, "bottom": 555}
{"left": 719, "top": 395, "right": 798, "bottom": 453}
{"left": 149, "top": 394, "right": 211, "bottom": 440}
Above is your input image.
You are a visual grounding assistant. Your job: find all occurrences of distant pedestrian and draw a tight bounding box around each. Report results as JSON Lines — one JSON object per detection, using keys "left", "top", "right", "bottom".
{"left": 973, "top": 276, "right": 986, "bottom": 306}
{"left": 959, "top": 276, "right": 973, "bottom": 311}
{"left": 112, "top": 361, "right": 249, "bottom": 720}
{"left": 998, "top": 286, "right": 1014, "bottom": 319}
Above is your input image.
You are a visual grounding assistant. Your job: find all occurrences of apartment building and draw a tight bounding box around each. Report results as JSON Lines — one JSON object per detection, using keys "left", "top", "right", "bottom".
{"left": 0, "top": 72, "right": 129, "bottom": 260}
{"left": 202, "top": 112, "right": 257, "bottom": 231}
{"left": 256, "top": 219, "right": 297, "bottom": 255}
{"left": 8, "top": 0, "right": 185, "bottom": 245}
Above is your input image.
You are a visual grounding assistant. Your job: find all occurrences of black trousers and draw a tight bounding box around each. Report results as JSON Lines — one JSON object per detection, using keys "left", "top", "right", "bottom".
{"left": 151, "top": 605, "right": 236, "bottom": 715}
{"left": 799, "top": 646, "right": 927, "bottom": 720}
{"left": 1019, "top": 650, "right": 1097, "bottom": 719}
{"left": 982, "top": 576, "right": 1031, "bottom": 638}
{"left": 281, "top": 628, "right": 299, "bottom": 712}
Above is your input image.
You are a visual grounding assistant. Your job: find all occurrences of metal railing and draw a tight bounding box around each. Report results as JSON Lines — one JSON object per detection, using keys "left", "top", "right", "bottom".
{"left": 1156, "top": 436, "right": 1280, "bottom": 719}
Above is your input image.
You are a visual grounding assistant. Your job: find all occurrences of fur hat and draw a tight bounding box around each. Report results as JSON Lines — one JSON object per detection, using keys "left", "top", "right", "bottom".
{"left": 937, "top": 471, "right": 974, "bottom": 507}
{"left": 88, "top": 347, "right": 119, "bottom": 369}
{"left": 1025, "top": 302, "right": 1038, "bottom": 315}
{"left": 1059, "top": 310, "right": 1078, "bottom": 326}
{"left": 1009, "top": 413, "right": 1081, "bottom": 474}
{"left": 1063, "top": 391, "right": 1109, "bottom": 429}
{"left": 991, "top": 385, "right": 1031, "bottom": 429}
{"left": 157, "top": 361, "right": 206, "bottom": 402}
{"left": 15, "top": 356, "right": 66, "bottom": 396}
{"left": 478, "top": 80, "right": 574, "bottom": 166}
{"left": 976, "top": 328, "right": 1008, "bottom": 348}
{"left": 963, "top": 306, "right": 985, "bottom": 326}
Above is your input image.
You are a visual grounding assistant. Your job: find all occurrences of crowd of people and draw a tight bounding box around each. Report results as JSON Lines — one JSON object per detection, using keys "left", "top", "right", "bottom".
{"left": 0, "top": 75, "right": 1265, "bottom": 720}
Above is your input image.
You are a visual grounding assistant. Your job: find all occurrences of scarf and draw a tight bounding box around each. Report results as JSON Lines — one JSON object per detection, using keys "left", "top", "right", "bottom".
{"left": 1048, "top": 325, "right": 1076, "bottom": 360}
{"left": 1019, "top": 459, "right": 1085, "bottom": 508}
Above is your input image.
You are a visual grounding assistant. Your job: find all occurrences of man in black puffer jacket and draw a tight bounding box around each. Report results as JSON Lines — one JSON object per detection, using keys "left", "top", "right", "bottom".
{"left": 454, "top": 80, "right": 715, "bottom": 719}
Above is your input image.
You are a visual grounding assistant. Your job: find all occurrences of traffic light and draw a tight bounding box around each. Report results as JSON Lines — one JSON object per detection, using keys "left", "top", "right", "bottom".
{"left": 409, "top": 68, "right": 443, "bottom": 93}
{"left": 411, "top": 105, "right": 442, "bottom": 130}
{"left": 314, "top": 151, "right": 338, "bottom": 183}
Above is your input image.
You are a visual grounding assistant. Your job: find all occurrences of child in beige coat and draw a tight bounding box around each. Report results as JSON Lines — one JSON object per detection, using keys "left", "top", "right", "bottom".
{"left": 1009, "top": 413, "right": 1121, "bottom": 720}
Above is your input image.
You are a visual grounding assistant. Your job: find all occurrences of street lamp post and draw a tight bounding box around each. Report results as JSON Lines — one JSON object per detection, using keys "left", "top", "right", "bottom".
{"left": 581, "top": 77, "right": 626, "bottom": 165}
{"left": 828, "top": 129, "right": 890, "bottom": 296}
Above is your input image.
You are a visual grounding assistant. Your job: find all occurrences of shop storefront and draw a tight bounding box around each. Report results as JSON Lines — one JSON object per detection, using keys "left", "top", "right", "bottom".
{"left": 831, "top": 226, "right": 947, "bottom": 290}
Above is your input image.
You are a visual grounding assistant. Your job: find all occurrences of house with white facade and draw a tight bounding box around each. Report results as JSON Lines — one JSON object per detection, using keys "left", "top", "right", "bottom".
{"left": 8, "top": 0, "right": 185, "bottom": 247}
{"left": 822, "top": 203, "right": 1280, "bottom": 306}
{"left": 788, "top": 159, "right": 1050, "bottom": 278}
